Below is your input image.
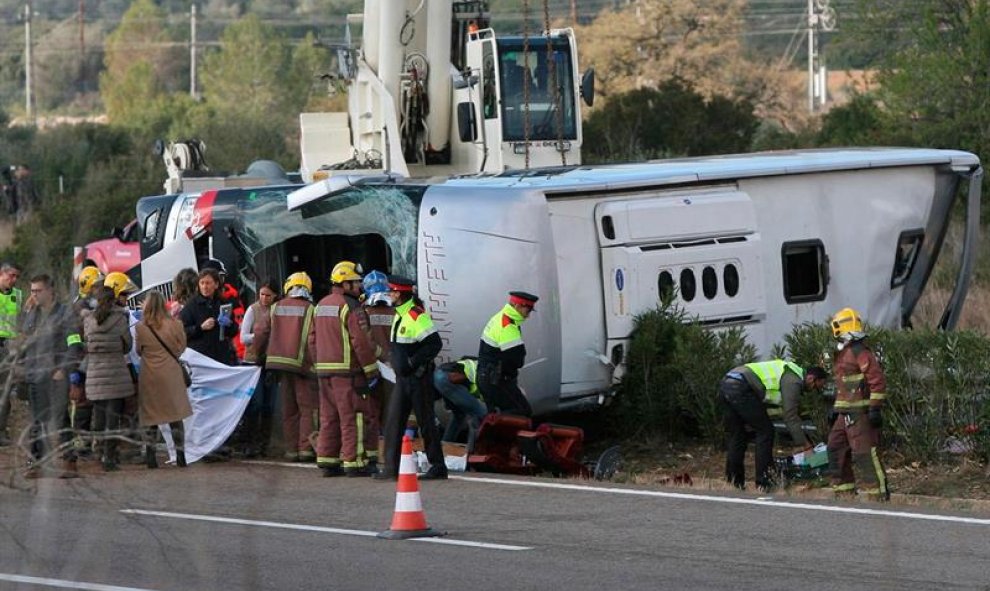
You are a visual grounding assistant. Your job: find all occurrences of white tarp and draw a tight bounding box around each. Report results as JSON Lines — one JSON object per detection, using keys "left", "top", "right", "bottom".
{"left": 160, "top": 349, "right": 260, "bottom": 464}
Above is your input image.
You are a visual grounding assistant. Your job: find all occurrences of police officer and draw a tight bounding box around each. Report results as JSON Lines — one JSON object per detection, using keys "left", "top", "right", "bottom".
{"left": 0, "top": 261, "right": 23, "bottom": 446}
{"left": 252, "top": 272, "right": 318, "bottom": 462}
{"left": 310, "top": 262, "right": 380, "bottom": 477}
{"left": 375, "top": 276, "right": 446, "bottom": 481}
{"left": 477, "top": 291, "right": 538, "bottom": 417}
{"left": 361, "top": 270, "right": 393, "bottom": 471}
{"left": 718, "top": 360, "right": 827, "bottom": 492}
{"left": 828, "top": 307, "right": 890, "bottom": 500}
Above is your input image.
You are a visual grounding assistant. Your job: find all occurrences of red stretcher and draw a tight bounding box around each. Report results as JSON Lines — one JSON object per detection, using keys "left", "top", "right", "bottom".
{"left": 466, "top": 413, "right": 621, "bottom": 480}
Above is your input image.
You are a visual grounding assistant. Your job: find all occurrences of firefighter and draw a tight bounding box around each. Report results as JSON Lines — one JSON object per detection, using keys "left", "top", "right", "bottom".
{"left": 251, "top": 272, "right": 318, "bottom": 462}
{"left": 718, "top": 360, "right": 827, "bottom": 491}
{"left": 66, "top": 266, "right": 104, "bottom": 458}
{"left": 375, "top": 275, "right": 446, "bottom": 481}
{"left": 0, "top": 261, "right": 23, "bottom": 447}
{"left": 310, "top": 261, "right": 380, "bottom": 477}
{"left": 828, "top": 307, "right": 890, "bottom": 500}
{"left": 360, "top": 269, "right": 393, "bottom": 471}
{"left": 477, "top": 291, "right": 538, "bottom": 417}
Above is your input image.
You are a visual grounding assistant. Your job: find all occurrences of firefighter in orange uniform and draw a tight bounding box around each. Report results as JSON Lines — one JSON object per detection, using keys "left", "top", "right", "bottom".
{"left": 310, "top": 262, "right": 380, "bottom": 477}
{"left": 251, "top": 272, "right": 318, "bottom": 462}
{"left": 827, "top": 307, "right": 890, "bottom": 500}
{"left": 360, "top": 270, "right": 393, "bottom": 471}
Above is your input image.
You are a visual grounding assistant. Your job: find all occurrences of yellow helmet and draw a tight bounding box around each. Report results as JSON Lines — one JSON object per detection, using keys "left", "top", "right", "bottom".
{"left": 104, "top": 271, "right": 138, "bottom": 298}
{"left": 830, "top": 307, "right": 863, "bottom": 338}
{"left": 77, "top": 266, "right": 104, "bottom": 297}
{"left": 283, "top": 272, "right": 313, "bottom": 295}
{"left": 330, "top": 261, "right": 363, "bottom": 284}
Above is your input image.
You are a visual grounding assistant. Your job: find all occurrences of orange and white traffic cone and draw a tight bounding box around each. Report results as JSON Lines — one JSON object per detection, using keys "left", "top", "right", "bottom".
{"left": 378, "top": 435, "right": 445, "bottom": 540}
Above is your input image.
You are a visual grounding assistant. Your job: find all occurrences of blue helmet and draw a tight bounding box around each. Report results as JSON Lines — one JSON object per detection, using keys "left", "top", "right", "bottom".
{"left": 362, "top": 270, "right": 389, "bottom": 296}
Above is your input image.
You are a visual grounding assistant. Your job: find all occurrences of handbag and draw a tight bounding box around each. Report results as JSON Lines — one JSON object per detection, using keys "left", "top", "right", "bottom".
{"left": 148, "top": 325, "right": 192, "bottom": 387}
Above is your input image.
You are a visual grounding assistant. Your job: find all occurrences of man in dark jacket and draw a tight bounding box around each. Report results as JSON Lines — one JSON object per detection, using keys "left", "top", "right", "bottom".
{"left": 375, "top": 276, "right": 446, "bottom": 481}
{"left": 18, "top": 274, "right": 78, "bottom": 478}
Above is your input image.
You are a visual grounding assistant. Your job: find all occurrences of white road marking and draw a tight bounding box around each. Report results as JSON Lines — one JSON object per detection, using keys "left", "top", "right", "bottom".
{"left": 450, "top": 475, "right": 990, "bottom": 526}
{"left": 120, "top": 509, "right": 531, "bottom": 551}
{"left": 0, "top": 573, "right": 155, "bottom": 591}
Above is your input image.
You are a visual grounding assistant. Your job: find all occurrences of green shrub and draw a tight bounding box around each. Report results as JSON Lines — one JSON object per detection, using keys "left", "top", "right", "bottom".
{"left": 781, "top": 324, "right": 990, "bottom": 463}
{"left": 617, "top": 312, "right": 990, "bottom": 466}
{"left": 608, "top": 305, "right": 756, "bottom": 445}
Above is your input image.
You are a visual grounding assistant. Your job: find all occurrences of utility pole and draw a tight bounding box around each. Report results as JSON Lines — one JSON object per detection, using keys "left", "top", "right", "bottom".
{"left": 570, "top": 0, "right": 577, "bottom": 25}
{"left": 24, "top": 2, "right": 33, "bottom": 121}
{"left": 190, "top": 3, "right": 198, "bottom": 98}
{"left": 808, "top": 0, "right": 837, "bottom": 113}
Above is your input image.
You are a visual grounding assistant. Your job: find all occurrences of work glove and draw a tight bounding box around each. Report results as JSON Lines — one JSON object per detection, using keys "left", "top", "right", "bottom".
{"left": 868, "top": 406, "right": 883, "bottom": 428}
{"left": 217, "top": 311, "right": 233, "bottom": 328}
{"left": 69, "top": 371, "right": 84, "bottom": 386}
{"left": 413, "top": 364, "right": 428, "bottom": 379}
{"left": 827, "top": 409, "right": 839, "bottom": 428}
{"left": 357, "top": 377, "right": 379, "bottom": 399}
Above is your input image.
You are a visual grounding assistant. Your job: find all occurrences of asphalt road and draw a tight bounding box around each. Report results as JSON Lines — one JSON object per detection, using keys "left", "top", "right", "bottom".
{"left": 2, "top": 461, "right": 990, "bottom": 591}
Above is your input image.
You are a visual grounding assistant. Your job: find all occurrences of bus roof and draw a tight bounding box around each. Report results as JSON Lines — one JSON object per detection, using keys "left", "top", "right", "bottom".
{"left": 441, "top": 147, "right": 981, "bottom": 195}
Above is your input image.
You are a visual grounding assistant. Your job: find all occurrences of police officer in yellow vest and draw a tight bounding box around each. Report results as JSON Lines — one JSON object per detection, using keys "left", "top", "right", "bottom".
{"left": 477, "top": 291, "right": 538, "bottom": 417}
{"left": 718, "top": 360, "right": 827, "bottom": 491}
{"left": 0, "top": 261, "right": 24, "bottom": 446}
{"left": 375, "top": 276, "right": 446, "bottom": 481}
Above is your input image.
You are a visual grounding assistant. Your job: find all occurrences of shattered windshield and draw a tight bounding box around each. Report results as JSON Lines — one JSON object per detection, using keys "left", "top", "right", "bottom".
{"left": 231, "top": 185, "right": 425, "bottom": 279}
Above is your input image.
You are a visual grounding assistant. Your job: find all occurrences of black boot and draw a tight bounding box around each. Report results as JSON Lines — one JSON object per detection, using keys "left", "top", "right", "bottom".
{"left": 171, "top": 422, "right": 187, "bottom": 467}
{"left": 145, "top": 445, "right": 158, "bottom": 469}
{"left": 102, "top": 440, "right": 119, "bottom": 472}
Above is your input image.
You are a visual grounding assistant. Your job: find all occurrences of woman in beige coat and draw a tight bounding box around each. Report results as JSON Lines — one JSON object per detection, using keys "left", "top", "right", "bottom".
{"left": 136, "top": 291, "right": 192, "bottom": 468}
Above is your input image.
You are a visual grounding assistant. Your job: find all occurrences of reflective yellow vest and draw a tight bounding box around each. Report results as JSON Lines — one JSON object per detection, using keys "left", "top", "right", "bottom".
{"left": 458, "top": 358, "right": 479, "bottom": 396}
{"left": 0, "top": 287, "right": 22, "bottom": 339}
{"left": 745, "top": 359, "right": 804, "bottom": 406}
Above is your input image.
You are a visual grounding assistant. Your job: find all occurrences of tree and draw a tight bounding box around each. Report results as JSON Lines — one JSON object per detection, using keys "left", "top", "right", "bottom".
{"left": 100, "top": 0, "right": 186, "bottom": 123}
{"left": 574, "top": 0, "right": 803, "bottom": 129}
{"left": 189, "top": 15, "right": 326, "bottom": 170}
{"left": 200, "top": 14, "right": 297, "bottom": 118}
{"left": 582, "top": 79, "right": 757, "bottom": 163}
{"left": 842, "top": 0, "right": 990, "bottom": 159}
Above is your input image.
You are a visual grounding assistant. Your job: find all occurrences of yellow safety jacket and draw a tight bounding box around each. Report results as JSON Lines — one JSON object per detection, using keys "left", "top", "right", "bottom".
{"left": 0, "top": 287, "right": 22, "bottom": 339}
{"left": 745, "top": 359, "right": 804, "bottom": 411}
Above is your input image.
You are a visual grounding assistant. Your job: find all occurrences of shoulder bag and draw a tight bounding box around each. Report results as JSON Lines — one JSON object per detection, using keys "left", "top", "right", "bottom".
{"left": 148, "top": 325, "right": 192, "bottom": 387}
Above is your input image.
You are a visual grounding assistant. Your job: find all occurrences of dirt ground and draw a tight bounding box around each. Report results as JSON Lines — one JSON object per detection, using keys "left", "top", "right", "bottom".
{"left": 594, "top": 435, "right": 990, "bottom": 509}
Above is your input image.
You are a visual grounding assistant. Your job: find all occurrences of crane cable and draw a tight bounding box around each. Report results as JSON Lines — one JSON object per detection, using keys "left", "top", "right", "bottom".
{"left": 522, "top": 0, "right": 531, "bottom": 170}
{"left": 543, "top": 0, "right": 566, "bottom": 166}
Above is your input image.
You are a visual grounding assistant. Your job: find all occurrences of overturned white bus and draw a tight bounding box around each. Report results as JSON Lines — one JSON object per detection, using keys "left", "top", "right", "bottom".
{"left": 133, "top": 148, "right": 982, "bottom": 415}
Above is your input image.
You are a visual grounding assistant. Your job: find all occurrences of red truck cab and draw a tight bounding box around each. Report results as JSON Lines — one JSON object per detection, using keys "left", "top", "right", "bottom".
{"left": 81, "top": 219, "right": 142, "bottom": 274}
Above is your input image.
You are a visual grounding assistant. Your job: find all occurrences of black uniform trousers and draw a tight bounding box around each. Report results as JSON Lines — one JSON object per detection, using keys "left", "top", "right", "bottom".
{"left": 718, "top": 374, "right": 775, "bottom": 490}
{"left": 477, "top": 361, "right": 532, "bottom": 417}
{"left": 381, "top": 369, "right": 445, "bottom": 476}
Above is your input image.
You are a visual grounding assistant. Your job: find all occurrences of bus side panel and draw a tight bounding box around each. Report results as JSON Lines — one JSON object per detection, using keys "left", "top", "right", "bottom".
{"left": 418, "top": 186, "right": 563, "bottom": 416}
